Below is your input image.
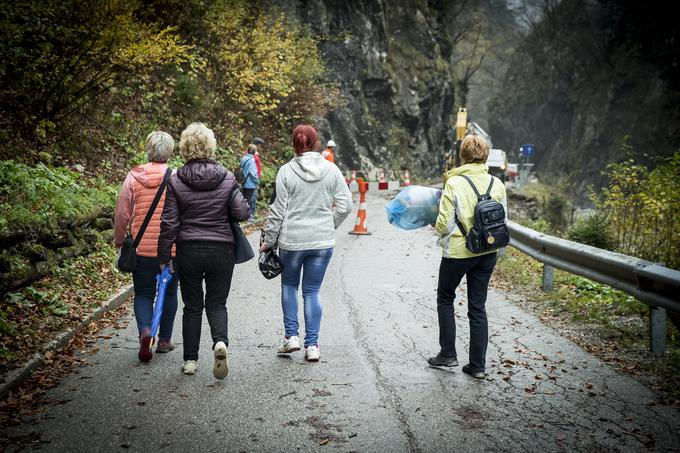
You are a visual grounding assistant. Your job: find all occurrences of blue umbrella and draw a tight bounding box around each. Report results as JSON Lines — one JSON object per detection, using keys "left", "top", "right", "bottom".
{"left": 149, "top": 266, "right": 173, "bottom": 349}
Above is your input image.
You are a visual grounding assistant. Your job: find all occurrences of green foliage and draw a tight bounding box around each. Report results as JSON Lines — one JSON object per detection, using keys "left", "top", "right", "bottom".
{"left": 0, "top": 0, "right": 193, "bottom": 149}
{"left": 0, "top": 160, "right": 117, "bottom": 235}
{"left": 565, "top": 275, "right": 647, "bottom": 321}
{"left": 597, "top": 150, "right": 680, "bottom": 269}
{"left": 567, "top": 212, "right": 615, "bottom": 250}
{"left": 518, "top": 217, "right": 551, "bottom": 234}
{"left": 544, "top": 193, "right": 567, "bottom": 232}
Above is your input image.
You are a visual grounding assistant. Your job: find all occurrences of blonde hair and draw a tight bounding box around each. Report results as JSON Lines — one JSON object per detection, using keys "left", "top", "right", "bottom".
{"left": 179, "top": 123, "right": 216, "bottom": 161}
{"left": 145, "top": 131, "right": 174, "bottom": 163}
{"left": 460, "top": 135, "right": 489, "bottom": 164}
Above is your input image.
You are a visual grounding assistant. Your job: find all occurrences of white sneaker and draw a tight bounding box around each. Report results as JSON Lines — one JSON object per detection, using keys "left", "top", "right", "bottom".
{"left": 277, "top": 336, "right": 301, "bottom": 354}
{"left": 305, "top": 345, "right": 320, "bottom": 362}
{"left": 182, "top": 360, "right": 198, "bottom": 375}
{"left": 213, "top": 341, "right": 229, "bottom": 379}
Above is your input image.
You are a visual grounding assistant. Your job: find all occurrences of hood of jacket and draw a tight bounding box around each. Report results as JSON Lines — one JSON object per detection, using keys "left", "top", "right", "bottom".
{"left": 240, "top": 154, "right": 254, "bottom": 165}
{"left": 178, "top": 158, "right": 227, "bottom": 191}
{"left": 130, "top": 162, "right": 168, "bottom": 188}
{"left": 289, "top": 152, "right": 331, "bottom": 182}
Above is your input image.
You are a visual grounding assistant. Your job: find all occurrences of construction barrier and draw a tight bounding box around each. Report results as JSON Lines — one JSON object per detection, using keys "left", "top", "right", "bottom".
{"left": 348, "top": 180, "right": 371, "bottom": 235}
{"left": 402, "top": 170, "right": 411, "bottom": 186}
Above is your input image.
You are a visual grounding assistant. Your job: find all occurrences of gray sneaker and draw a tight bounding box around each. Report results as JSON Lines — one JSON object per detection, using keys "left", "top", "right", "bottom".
{"left": 427, "top": 354, "right": 459, "bottom": 367}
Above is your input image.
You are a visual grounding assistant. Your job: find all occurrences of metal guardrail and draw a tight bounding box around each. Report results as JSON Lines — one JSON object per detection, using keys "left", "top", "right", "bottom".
{"left": 506, "top": 220, "right": 680, "bottom": 354}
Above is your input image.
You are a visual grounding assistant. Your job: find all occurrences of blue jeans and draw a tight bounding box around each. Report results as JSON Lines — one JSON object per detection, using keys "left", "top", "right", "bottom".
{"left": 132, "top": 255, "right": 179, "bottom": 341}
{"left": 280, "top": 248, "right": 333, "bottom": 347}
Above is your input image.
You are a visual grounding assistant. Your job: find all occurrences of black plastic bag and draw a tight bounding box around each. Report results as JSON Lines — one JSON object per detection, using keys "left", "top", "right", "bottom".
{"left": 258, "top": 249, "right": 283, "bottom": 279}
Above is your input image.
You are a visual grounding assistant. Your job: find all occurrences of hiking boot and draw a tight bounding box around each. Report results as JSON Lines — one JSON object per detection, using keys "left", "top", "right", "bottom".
{"left": 427, "top": 354, "right": 458, "bottom": 367}
{"left": 277, "top": 336, "right": 301, "bottom": 354}
{"left": 213, "top": 341, "right": 229, "bottom": 379}
{"left": 462, "top": 364, "right": 485, "bottom": 379}
{"left": 304, "top": 345, "right": 320, "bottom": 362}
{"left": 138, "top": 329, "right": 153, "bottom": 363}
{"left": 182, "top": 360, "right": 198, "bottom": 375}
{"left": 155, "top": 339, "right": 175, "bottom": 353}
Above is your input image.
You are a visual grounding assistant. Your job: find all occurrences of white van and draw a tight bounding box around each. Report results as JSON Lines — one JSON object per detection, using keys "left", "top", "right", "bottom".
{"left": 487, "top": 148, "right": 507, "bottom": 182}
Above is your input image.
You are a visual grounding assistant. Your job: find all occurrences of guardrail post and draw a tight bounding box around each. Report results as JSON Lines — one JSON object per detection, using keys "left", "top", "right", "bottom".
{"left": 542, "top": 264, "right": 554, "bottom": 292}
{"left": 650, "top": 307, "right": 667, "bottom": 355}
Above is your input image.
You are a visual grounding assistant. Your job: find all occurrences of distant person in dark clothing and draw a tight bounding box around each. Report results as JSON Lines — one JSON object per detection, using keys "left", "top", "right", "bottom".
{"left": 240, "top": 144, "right": 260, "bottom": 221}
{"left": 158, "top": 122, "right": 250, "bottom": 379}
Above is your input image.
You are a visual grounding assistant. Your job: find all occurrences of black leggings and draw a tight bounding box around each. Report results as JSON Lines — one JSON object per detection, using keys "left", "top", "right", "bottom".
{"left": 176, "top": 241, "right": 235, "bottom": 361}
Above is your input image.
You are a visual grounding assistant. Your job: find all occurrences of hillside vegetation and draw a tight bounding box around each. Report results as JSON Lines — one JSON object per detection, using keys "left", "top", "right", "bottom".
{"left": 489, "top": 0, "right": 680, "bottom": 187}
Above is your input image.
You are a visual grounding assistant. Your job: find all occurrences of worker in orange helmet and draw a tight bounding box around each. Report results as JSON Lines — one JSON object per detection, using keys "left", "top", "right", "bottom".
{"left": 322, "top": 139, "right": 336, "bottom": 163}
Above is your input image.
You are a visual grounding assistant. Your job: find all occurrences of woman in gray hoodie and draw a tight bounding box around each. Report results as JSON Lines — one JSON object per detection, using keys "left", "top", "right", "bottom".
{"left": 260, "top": 124, "right": 352, "bottom": 362}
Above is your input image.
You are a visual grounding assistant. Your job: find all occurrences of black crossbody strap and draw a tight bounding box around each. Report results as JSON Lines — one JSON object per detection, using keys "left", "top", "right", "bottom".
{"left": 133, "top": 168, "right": 172, "bottom": 248}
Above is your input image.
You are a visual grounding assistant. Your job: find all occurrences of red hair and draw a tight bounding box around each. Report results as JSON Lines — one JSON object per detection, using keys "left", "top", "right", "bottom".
{"left": 292, "top": 124, "right": 318, "bottom": 155}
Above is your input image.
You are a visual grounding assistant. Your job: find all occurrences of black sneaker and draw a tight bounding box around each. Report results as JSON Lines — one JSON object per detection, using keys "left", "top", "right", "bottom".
{"left": 427, "top": 354, "right": 459, "bottom": 367}
{"left": 462, "top": 364, "right": 485, "bottom": 379}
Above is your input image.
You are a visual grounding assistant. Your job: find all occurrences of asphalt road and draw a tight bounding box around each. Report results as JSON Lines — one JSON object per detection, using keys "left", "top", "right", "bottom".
{"left": 5, "top": 190, "right": 680, "bottom": 452}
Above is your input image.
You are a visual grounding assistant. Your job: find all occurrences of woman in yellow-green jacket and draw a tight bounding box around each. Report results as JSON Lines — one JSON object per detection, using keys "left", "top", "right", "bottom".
{"left": 427, "top": 135, "right": 507, "bottom": 379}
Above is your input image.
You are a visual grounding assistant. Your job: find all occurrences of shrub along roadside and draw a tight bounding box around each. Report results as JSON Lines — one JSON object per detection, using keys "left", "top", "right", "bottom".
{"left": 0, "top": 161, "right": 117, "bottom": 241}
{"left": 493, "top": 247, "right": 680, "bottom": 403}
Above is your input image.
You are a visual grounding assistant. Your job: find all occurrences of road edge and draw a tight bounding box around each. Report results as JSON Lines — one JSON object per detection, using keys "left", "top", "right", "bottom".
{"left": 0, "top": 284, "right": 134, "bottom": 400}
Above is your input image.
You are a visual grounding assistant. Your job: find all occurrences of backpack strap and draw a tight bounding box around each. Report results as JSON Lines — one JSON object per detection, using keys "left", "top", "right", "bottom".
{"left": 133, "top": 168, "right": 172, "bottom": 249}
{"left": 484, "top": 176, "right": 494, "bottom": 197}
{"left": 460, "top": 175, "right": 482, "bottom": 199}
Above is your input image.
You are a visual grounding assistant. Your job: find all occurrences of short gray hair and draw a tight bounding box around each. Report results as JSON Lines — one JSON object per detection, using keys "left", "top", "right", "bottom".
{"left": 145, "top": 131, "right": 175, "bottom": 163}
{"left": 179, "top": 123, "right": 217, "bottom": 161}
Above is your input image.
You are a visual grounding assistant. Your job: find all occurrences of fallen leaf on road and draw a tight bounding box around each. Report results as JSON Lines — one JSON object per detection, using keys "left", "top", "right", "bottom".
{"left": 319, "top": 439, "right": 329, "bottom": 446}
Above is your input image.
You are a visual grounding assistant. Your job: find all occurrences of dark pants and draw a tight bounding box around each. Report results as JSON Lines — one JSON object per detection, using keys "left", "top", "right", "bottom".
{"left": 176, "top": 241, "right": 235, "bottom": 361}
{"left": 436, "top": 253, "right": 497, "bottom": 372}
{"left": 243, "top": 187, "right": 257, "bottom": 218}
{"left": 132, "top": 255, "right": 178, "bottom": 340}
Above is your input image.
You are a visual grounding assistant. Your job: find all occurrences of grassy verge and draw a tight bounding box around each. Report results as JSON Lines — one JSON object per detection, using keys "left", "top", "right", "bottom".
{"left": 493, "top": 247, "right": 680, "bottom": 404}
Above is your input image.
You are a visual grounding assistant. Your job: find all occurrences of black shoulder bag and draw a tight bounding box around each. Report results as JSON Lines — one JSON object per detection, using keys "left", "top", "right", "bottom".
{"left": 229, "top": 188, "right": 255, "bottom": 264}
{"left": 117, "top": 168, "right": 172, "bottom": 273}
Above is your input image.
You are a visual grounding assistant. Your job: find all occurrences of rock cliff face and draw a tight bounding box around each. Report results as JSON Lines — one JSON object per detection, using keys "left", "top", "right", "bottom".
{"left": 274, "top": 0, "right": 463, "bottom": 179}
{"left": 488, "top": 0, "right": 680, "bottom": 188}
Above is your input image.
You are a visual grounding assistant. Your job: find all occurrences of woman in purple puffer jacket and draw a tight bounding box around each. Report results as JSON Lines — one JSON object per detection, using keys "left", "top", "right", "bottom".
{"left": 158, "top": 123, "right": 250, "bottom": 379}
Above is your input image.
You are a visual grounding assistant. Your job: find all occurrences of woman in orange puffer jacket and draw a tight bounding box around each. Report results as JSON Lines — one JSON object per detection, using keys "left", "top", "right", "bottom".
{"left": 114, "top": 131, "right": 178, "bottom": 363}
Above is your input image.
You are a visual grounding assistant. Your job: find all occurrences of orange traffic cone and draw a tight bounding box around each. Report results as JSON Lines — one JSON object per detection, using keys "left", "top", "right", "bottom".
{"left": 349, "top": 180, "right": 371, "bottom": 235}
{"left": 403, "top": 170, "right": 411, "bottom": 186}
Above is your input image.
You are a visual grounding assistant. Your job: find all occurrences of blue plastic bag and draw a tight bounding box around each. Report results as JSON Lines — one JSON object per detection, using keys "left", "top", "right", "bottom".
{"left": 385, "top": 186, "right": 442, "bottom": 230}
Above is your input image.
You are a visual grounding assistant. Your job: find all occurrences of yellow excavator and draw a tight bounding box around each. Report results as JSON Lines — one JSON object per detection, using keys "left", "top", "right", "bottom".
{"left": 444, "top": 107, "right": 497, "bottom": 182}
